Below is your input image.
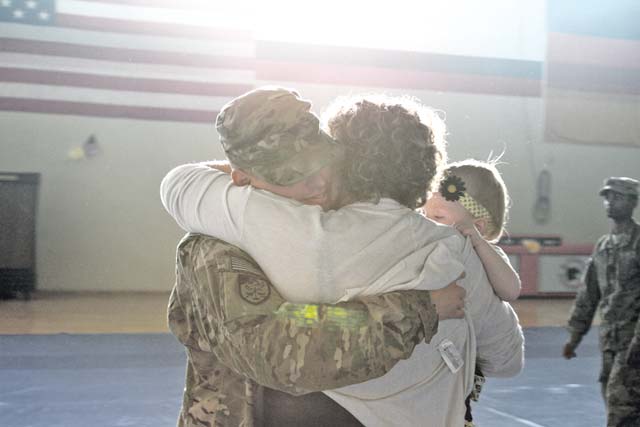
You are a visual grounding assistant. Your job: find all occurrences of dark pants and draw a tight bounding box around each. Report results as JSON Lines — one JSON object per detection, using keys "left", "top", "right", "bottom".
{"left": 258, "top": 387, "right": 364, "bottom": 427}
{"left": 600, "top": 350, "right": 640, "bottom": 427}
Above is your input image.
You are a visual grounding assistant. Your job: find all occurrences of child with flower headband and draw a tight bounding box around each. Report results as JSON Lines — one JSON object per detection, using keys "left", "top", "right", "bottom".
{"left": 424, "top": 159, "right": 520, "bottom": 301}
{"left": 423, "top": 158, "right": 521, "bottom": 427}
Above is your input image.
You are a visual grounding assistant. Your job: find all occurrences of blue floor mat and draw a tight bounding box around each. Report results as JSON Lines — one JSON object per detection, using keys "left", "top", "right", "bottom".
{"left": 0, "top": 328, "right": 604, "bottom": 427}
{"left": 0, "top": 334, "right": 186, "bottom": 427}
{"left": 474, "top": 327, "right": 603, "bottom": 427}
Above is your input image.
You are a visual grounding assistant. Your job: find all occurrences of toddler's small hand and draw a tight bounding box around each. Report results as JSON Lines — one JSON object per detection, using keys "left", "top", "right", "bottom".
{"left": 455, "top": 222, "right": 482, "bottom": 247}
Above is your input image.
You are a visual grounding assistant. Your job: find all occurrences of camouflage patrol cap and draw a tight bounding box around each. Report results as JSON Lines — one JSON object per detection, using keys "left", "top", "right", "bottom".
{"left": 599, "top": 177, "right": 639, "bottom": 197}
{"left": 216, "top": 86, "right": 343, "bottom": 186}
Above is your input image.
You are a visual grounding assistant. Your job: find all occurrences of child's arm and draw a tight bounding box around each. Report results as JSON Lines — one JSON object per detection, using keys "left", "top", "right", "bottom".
{"left": 456, "top": 224, "right": 521, "bottom": 302}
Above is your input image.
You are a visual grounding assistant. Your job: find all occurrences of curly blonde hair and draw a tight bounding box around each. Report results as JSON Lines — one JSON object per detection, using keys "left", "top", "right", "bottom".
{"left": 323, "top": 95, "right": 447, "bottom": 209}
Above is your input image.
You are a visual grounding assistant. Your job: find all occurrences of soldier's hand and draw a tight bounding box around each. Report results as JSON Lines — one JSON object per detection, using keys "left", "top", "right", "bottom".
{"left": 430, "top": 282, "right": 466, "bottom": 320}
{"left": 562, "top": 342, "right": 577, "bottom": 359}
{"left": 625, "top": 342, "right": 640, "bottom": 367}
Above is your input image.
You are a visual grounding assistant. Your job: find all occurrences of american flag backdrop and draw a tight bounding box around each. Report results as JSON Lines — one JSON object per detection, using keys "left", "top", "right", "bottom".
{"left": 0, "top": 0, "right": 256, "bottom": 122}
{"left": 3, "top": 0, "right": 639, "bottom": 151}
{"left": 0, "top": 0, "right": 546, "bottom": 124}
{"left": 544, "top": 0, "right": 640, "bottom": 147}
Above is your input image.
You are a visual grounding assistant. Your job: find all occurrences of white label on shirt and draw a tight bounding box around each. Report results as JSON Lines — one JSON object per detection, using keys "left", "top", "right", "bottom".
{"left": 438, "top": 339, "right": 464, "bottom": 373}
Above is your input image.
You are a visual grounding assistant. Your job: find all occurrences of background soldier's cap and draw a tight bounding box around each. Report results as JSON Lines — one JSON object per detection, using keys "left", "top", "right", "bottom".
{"left": 215, "top": 86, "right": 343, "bottom": 186}
{"left": 599, "top": 177, "right": 639, "bottom": 197}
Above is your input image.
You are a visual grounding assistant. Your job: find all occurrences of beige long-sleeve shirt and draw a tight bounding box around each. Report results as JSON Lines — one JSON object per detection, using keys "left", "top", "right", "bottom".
{"left": 161, "top": 163, "right": 524, "bottom": 426}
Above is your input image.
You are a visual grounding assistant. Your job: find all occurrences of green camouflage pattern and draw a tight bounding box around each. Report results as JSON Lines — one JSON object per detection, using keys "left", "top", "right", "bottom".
{"left": 600, "top": 350, "right": 640, "bottom": 427}
{"left": 215, "top": 87, "right": 343, "bottom": 186}
{"left": 567, "top": 220, "right": 640, "bottom": 426}
{"left": 599, "top": 177, "right": 639, "bottom": 197}
{"left": 168, "top": 233, "right": 439, "bottom": 427}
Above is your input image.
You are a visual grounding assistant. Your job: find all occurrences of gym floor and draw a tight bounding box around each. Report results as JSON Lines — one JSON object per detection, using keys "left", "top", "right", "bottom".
{"left": 0, "top": 293, "right": 604, "bottom": 427}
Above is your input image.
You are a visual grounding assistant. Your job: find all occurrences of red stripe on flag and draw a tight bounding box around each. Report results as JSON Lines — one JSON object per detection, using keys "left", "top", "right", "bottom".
{"left": 0, "top": 97, "right": 216, "bottom": 123}
{"left": 76, "top": 0, "right": 218, "bottom": 10}
{"left": 0, "top": 38, "right": 256, "bottom": 69}
{"left": 55, "top": 13, "right": 253, "bottom": 41}
{"left": 257, "top": 60, "right": 541, "bottom": 97}
{"left": 547, "top": 63, "right": 640, "bottom": 95}
{"left": 0, "top": 67, "right": 253, "bottom": 96}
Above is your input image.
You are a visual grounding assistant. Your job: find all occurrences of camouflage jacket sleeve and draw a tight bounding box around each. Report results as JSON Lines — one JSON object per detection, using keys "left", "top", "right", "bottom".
{"left": 632, "top": 242, "right": 640, "bottom": 351}
{"left": 566, "top": 257, "right": 601, "bottom": 346}
{"left": 170, "top": 234, "right": 439, "bottom": 396}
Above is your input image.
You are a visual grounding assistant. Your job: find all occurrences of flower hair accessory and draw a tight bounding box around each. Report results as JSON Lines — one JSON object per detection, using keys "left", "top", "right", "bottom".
{"left": 438, "top": 173, "right": 497, "bottom": 235}
{"left": 439, "top": 174, "right": 466, "bottom": 201}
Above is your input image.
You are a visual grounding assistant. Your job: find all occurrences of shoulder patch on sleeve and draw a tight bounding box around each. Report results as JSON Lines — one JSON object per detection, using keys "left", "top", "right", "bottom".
{"left": 238, "top": 274, "right": 271, "bottom": 305}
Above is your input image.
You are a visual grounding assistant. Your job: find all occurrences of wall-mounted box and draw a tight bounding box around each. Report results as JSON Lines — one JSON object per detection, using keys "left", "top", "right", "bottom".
{"left": 500, "top": 235, "right": 592, "bottom": 296}
{"left": 0, "top": 172, "right": 40, "bottom": 299}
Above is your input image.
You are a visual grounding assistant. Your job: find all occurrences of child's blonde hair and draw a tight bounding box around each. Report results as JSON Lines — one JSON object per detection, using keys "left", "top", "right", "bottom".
{"left": 443, "top": 159, "right": 510, "bottom": 242}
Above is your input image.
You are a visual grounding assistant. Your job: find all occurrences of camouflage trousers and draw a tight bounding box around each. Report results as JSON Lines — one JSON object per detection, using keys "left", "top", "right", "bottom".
{"left": 600, "top": 350, "right": 640, "bottom": 427}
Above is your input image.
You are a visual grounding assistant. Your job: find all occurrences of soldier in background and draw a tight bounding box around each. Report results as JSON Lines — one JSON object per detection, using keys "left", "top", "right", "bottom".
{"left": 563, "top": 177, "right": 640, "bottom": 427}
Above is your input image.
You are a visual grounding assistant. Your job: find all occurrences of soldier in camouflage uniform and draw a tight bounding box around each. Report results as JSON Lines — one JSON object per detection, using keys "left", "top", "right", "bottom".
{"left": 165, "top": 87, "right": 466, "bottom": 426}
{"left": 170, "top": 233, "right": 452, "bottom": 426}
{"left": 563, "top": 177, "right": 640, "bottom": 427}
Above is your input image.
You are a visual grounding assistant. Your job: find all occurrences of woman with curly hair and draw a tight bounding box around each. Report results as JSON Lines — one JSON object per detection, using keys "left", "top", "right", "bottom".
{"left": 162, "top": 89, "right": 524, "bottom": 426}
{"left": 323, "top": 95, "right": 447, "bottom": 210}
